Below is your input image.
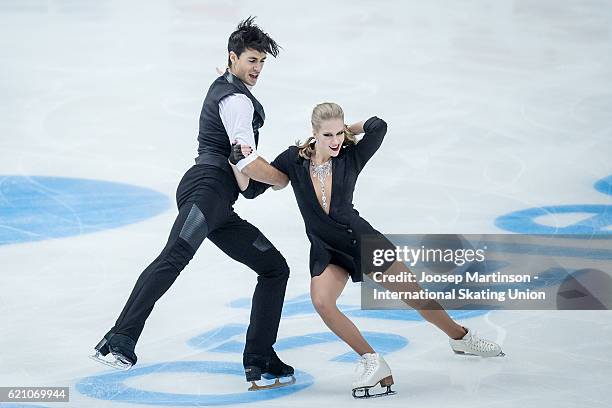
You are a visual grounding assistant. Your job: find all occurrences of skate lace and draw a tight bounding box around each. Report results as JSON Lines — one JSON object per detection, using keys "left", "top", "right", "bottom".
{"left": 363, "top": 355, "right": 378, "bottom": 377}
{"left": 467, "top": 331, "right": 498, "bottom": 352}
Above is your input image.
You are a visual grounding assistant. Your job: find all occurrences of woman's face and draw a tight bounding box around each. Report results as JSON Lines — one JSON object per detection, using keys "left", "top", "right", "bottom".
{"left": 313, "top": 118, "right": 345, "bottom": 157}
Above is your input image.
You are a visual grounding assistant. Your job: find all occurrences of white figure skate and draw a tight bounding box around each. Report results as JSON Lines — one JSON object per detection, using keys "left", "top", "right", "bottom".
{"left": 351, "top": 353, "right": 396, "bottom": 399}
{"left": 449, "top": 327, "right": 505, "bottom": 357}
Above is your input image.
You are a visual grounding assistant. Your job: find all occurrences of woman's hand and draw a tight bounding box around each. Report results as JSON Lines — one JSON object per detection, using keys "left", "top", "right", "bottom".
{"left": 229, "top": 142, "right": 253, "bottom": 165}
{"left": 228, "top": 141, "right": 253, "bottom": 191}
{"left": 346, "top": 121, "right": 365, "bottom": 136}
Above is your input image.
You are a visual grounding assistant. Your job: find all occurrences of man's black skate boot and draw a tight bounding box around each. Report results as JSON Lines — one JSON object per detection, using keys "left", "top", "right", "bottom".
{"left": 90, "top": 332, "right": 137, "bottom": 370}
{"left": 243, "top": 350, "right": 295, "bottom": 391}
{"left": 264, "top": 350, "right": 294, "bottom": 379}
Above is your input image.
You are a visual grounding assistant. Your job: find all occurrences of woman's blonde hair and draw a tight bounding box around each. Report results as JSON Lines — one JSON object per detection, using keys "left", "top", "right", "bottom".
{"left": 297, "top": 102, "right": 357, "bottom": 159}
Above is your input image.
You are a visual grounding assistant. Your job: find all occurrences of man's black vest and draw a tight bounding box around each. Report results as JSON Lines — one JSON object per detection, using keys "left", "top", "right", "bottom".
{"left": 195, "top": 70, "right": 265, "bottom": 172}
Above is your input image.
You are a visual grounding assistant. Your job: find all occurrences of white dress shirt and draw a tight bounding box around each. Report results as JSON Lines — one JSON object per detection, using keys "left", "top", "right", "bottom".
{"left": 218, "top": 93, "right": 259, "bottom": 171}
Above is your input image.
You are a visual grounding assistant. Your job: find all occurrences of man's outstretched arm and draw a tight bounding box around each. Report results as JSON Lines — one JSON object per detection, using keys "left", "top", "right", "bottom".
{"left": 229, "top": 142, "right": 288, "bottom": 189}
{"left": 241, "top": 156, "right": 289, "bottom": 188}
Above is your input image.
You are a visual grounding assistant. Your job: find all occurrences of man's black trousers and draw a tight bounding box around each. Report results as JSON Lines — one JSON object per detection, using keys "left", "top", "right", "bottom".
{"left": 108, "top": 164, "right": 289, "bottom": 356}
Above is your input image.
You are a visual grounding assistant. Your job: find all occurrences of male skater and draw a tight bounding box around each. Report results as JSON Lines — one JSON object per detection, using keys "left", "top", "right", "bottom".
{"left": 91, "top": 17, "right": 295, "bottom": 389}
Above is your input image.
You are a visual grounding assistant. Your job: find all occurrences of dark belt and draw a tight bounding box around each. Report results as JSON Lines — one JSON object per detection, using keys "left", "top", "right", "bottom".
{"left": 194, "top": 152, "right": 232, "bottom": 174}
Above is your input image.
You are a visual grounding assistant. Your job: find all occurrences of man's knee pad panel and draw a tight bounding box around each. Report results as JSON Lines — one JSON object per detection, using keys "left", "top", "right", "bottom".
{"left": 252, "top": 232, "right": 273, "bottom": 252}
{"left": 179, "top": 204, "right": 209, "bottom": 250}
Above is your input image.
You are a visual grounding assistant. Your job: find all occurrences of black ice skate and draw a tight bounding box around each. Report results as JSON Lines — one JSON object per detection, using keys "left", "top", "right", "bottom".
{"left": 244, "top": 350, "right": 296, "bottom": 391}
{"left": 89, "top": 332, "right": 137, "bottom": 371}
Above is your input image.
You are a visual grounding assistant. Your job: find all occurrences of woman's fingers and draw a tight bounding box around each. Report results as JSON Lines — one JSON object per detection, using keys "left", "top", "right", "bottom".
{"left": 241, "top": 144, "right": 253, "bottom": 157}
{"left": 228, "top": 144, "right": 243, "bottom": 165}
{"left": 230, "top": 140, "right": 253, "bottom": 159}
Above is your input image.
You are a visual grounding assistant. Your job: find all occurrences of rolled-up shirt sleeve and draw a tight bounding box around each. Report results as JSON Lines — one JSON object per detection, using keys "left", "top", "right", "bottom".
{"left": 219, "top": 93, "right": 259, "bottom": 171}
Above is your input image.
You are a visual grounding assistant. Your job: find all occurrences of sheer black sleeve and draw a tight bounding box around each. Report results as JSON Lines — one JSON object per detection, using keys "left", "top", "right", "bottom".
{"left": 352, "top": 116, "right": 388, "bottom": 173}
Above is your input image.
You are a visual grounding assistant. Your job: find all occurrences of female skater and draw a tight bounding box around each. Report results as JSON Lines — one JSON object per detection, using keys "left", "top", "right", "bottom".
{"left": 229, "top": 102, "right": 504, "bottom": 398}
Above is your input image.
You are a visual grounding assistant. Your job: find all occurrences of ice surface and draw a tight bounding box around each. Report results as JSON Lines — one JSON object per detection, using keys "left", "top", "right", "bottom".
{"left": 1, "top": 1, "right": 611, "bottom": 407}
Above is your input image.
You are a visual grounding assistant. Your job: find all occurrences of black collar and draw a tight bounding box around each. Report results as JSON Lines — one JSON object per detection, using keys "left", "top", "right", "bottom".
{"left": 223, "top": 70, "right": 253, "bottom": 98}
{"left": 223, "top": 69, "right": 265, "bottom": 122}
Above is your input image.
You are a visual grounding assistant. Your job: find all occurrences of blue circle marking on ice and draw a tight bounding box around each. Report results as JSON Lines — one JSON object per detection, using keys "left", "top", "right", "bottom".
{"left": 495, "top": 204, "right": 612, "bottom": 235}
{"left": 76, "top": 361, "right": 313, "bottom": 406}
{"left": 594, "top": 175, "right": 612, "bottom": 196}
{"left": 495, "top": 175, "right": 612, "bottom": 235}
{"left": 189, "top": 325, "right": 411, "bottom": 363}
{"left": 274, "top": 331, "right": 409, "bottom": 363}
{"left": 344, "top": 308, "right": 490, "bottom": 320}
{"left": 0, "top": 175, "right": 170, "bottom": 245}
{"left": 229, "top": 295, "right": 490, "bottom": 320}
{"left": 187, "top": 324, "right": 248, "bottom": 350}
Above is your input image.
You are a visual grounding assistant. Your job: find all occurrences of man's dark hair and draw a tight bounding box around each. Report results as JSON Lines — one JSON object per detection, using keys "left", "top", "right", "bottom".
{"left": 227, "top": 16, "right": 280, "bottom": 67}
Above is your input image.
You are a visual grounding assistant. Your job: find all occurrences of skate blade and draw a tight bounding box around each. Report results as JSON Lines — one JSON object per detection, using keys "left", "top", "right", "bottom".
{"left": 353, "top": 376, "right": 396, "bottom": 399}
{"left": 453, "top": 349, "right": 506, "bottom": 358}
{"left": 89, "top": 352, "right": 133, "bottom": 371}
{"left": 248, "top": 376, "right": 296, "bottom": 391}
{"left": 352, "top": 385, "right": 396, "bottom": 399}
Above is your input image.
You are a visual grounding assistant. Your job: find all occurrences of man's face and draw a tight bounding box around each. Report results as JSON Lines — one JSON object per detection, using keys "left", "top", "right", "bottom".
{"left": 229, "top": 48, "right": 267, "bottom": 86}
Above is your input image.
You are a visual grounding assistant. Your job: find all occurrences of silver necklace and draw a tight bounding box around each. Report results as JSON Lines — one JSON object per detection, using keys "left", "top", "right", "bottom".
{"left": 310, "top": 159, "right": 332, "bottom": 210}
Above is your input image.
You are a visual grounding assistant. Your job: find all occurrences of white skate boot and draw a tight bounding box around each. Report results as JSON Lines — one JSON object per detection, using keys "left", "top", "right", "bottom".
{"left": 351, "top": 353, "right": 396, "bottom": 399}
{"left": 449, "top": 327, "right": 505, "bottom": 357}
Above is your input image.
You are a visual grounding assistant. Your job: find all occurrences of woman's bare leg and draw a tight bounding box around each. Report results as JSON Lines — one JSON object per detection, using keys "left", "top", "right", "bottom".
{"left": 311, "top": 264, "right": 375, "bottom": 355}
{"left": 380, "top": 262, "right": 467, "bottom": 340}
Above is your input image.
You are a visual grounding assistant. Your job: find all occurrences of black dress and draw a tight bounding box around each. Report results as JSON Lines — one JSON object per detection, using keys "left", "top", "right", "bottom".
{"left": 243, "top": 116, "right": 388, "bottom": 282}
